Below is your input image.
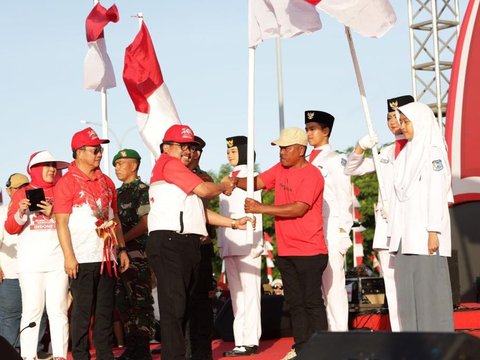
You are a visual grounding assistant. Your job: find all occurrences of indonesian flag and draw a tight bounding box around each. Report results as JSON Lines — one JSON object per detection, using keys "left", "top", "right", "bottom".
{"left": 305, "top": 0, "right": 396, "bottom": 38}
{"left": 249, "top": 0, "right": 322, "bottom": 48}
{"left": 123, "top": 22, "right": 180, "bottom": 159}
{"left": 445, "top": 0, "right": 480, "bottom": 204}
{"left": 83, "top": 3, "right": 119, "bottom": 91}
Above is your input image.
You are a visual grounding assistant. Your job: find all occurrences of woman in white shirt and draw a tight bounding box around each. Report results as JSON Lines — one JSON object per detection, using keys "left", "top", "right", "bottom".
{"left": 388, "top": 102, "right": 454, "bottom": 332}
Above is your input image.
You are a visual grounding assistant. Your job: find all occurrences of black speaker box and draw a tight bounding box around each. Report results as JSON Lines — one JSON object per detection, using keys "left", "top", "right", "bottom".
{"left": 297, "top": 331, "right": 480, "bottom": 360}
{"left": 0, "top": 336, "right": 21, "bottom": 360}
{"left": 214, "top": 295, "right": 292, "bottom": 341}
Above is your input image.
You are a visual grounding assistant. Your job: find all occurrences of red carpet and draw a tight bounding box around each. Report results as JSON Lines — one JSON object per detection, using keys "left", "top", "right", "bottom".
{"left": 65, "top": 337, "right": 294, "bottom": 360}
{"left": 66, "top": 303, "right": 480, "bottom": 359}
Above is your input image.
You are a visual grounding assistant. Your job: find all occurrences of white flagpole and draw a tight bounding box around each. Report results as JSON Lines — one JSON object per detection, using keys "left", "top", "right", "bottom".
{"left": 246, "top": 46, "right": 255, "bottom": 244}
{"left": 345, "top": 27, "right": 387, "bottom": 208}
{"left": 275, "top": 37, "right": 285, "bottom": 131}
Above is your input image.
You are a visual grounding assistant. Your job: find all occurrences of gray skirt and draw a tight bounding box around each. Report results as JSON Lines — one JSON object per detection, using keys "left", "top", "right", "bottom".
{"left": 394, "top": 242, "right": 454, "bottom": 332}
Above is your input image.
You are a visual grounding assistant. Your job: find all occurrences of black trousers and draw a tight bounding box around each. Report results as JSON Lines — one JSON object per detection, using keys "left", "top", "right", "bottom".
{"left": 186, "top": 243, "right": 214, "bottom": 360}
{"left": 276, "top": 254, "right": 329, "bottom": 353}
{"left": 147, "top": 230, "right": 202, "bottom": 360}
{"left": 70, "top": 262, "right": 116, "bottom": 360}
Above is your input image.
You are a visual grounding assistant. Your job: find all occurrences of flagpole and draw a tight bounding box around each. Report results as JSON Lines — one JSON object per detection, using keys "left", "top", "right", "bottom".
{"left": 344, "top": 27, "right": 387, "bottom": 209}
{"left": 275, "top": 38, "right": 285, "bottom": 131}
{"left": 246, "top": 46, "right": 255, "bottom": 243}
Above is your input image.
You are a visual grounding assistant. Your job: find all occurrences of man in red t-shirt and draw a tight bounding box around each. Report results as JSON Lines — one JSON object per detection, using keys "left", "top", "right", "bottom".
{"left": 233, "top": 127, "right": 328, "bottom": 360}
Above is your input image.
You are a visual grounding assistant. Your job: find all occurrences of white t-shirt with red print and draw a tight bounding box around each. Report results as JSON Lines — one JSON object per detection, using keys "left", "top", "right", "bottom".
{"left": 54, "top": 163, "right": 118, "bottom": 264}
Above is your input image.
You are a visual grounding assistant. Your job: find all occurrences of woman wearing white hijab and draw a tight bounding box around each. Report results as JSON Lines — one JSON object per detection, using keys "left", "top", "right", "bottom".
{"left": 388, "top": 102, "right": 454, "bottom": 332}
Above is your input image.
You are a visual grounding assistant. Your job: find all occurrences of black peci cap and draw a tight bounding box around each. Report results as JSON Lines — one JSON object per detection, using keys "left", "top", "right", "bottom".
{"left": 387, "top": 95, "right": 414, "bottom": 112}
{"left": 226, "top": 136, "right": 247, "bottom": 148}
{"left": 194, "top": 136, "right": 206, "bottom": 150}
{"left": 304, "top": 110, "right": 335, "bottom": 129}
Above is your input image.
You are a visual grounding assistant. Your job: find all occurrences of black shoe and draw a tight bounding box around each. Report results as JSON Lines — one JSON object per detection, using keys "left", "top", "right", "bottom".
{"left": 223, "top": 346, "right": 258, "bottom": 357}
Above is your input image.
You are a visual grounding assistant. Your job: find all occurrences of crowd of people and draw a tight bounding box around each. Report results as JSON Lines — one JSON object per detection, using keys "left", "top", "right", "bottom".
{"left": 0, "top": 97, "right": 454, "bottom": 360}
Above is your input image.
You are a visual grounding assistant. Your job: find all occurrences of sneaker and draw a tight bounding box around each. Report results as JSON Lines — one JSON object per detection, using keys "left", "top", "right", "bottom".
{"left": 37, "top": 351, "right": 53, "bottom": 360}
{"left": 281, "top": 349, "right": 297, "bottom": 360}
{"left": 223, "top": 345, "right": 258, "bottom": 357}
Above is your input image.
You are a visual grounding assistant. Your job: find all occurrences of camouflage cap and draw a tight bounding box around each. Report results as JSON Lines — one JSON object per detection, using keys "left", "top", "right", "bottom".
{"left": 112, "top": 149, "right": 141, "bottom": 166}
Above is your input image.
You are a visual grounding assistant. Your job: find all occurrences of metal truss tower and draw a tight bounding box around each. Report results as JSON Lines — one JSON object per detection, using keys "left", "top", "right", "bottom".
{"left": 407, "top": 0, "right": 461, "bottom": 126}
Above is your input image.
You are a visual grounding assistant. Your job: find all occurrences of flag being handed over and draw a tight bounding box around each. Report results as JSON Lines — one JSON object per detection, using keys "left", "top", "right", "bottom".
{"left": 83, "top": 3, "right": 119, "bottom": 91}
{"left": 249, "top": 0, "right": 322, "bottom": 48}
{"left": 123, "top": 21, "right": 180, "bottom": 159}
{"left": 305, "top": 0, "right": 396, "bottom": 38}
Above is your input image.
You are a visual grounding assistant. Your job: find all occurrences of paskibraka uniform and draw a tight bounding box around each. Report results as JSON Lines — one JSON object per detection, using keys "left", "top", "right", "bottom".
{"left": 218, "top": 164, "right": 263, "bottom": 348}
{"left": 344, "top": 141, "right": 401, "bottom": 331}
{"left": 115, "top": 178, "right": 155, "bottom": 353}
{"left": 146, "top": 153, "right": 206, "bottom": 360}
{"left": 307, "top": 144, "right": 353, "bottom": 331}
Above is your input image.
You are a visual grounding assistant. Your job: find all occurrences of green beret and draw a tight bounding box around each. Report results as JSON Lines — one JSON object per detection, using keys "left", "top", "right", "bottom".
{"left": 112, "top": 149, "right": 141, "bottom": 166}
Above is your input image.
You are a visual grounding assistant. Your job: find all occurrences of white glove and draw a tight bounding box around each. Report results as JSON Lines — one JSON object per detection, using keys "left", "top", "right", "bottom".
{"left": 250, "top": 242, "right": 265, "bottom": 258}
{"left": 358, "top": 133, "right": 379, "bottom": 151}
{"left": 380, "top": 207, "right": 389, "bottom": 221}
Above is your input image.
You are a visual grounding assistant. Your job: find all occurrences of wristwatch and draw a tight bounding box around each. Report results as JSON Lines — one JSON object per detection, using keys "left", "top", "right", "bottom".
{"left": 117, "top": 246, "right": 127, "bottom": 253}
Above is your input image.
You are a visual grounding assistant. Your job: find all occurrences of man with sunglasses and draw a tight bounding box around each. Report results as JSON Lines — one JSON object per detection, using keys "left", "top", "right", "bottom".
{"left": 55, "top": 127, "right": 130, "bottom": 360}
{"left": 146, "top": 124, "right": 254, "bottom": 360}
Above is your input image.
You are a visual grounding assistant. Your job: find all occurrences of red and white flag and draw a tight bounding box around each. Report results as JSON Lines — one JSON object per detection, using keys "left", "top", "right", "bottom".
{"left": 445, "top": 0, "right": 480, "bottom": 204}
{"left": 123, "top": 22, "right": 180, "bottom": 159}
{"left": 305, "top": 0, "right": 396, "bottom": 38}
{"left": 83, "top": 3, "right": 119, "bottom": 91}
{"left": 249, "top": 0, "right": 322, "bottom": 48}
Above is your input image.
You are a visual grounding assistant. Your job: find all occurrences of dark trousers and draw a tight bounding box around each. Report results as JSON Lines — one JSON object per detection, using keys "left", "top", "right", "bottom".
{"left": 147, "top": 230, "right": 202, "bottom": 360}
{"left": 276, "top": 254, "right": 329, "bottom": 353}
{"left": 186, "top": 243, "right": 214, "bottom": 360}
{"left": 70, "top": 262, "right": 116, "bottom": 360}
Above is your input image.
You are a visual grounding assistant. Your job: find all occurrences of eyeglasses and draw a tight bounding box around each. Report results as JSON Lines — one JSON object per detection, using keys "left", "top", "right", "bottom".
{"left": 273, "top": 286, "right": 283, "bottom": 290}
{"left": 80, "top": 146, "right": 104, "bottom": 155}
{"left": 165, "top": 142, "right": 198, "bottom": 152}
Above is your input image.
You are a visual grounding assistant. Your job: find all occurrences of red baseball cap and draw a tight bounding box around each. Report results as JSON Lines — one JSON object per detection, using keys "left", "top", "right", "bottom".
{"left": 163, "top": 124, "right": 200, "bottom": 144}
{"left": 71, "top": 127, "right": 110, "bottom": 150}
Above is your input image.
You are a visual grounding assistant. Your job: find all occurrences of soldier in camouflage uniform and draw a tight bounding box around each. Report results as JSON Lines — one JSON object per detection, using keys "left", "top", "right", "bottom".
{"left": 113, "top": 149, "right": 155, "bottom": 360}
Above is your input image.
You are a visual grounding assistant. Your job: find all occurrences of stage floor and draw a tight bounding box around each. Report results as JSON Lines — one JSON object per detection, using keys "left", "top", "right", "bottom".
{"left": 65, "top": 303, "right": 480, "bottom": 359}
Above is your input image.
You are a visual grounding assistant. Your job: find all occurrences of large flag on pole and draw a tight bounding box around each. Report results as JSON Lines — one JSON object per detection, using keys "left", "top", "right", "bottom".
{"left": 83, "top": 3, "right": 119, "bottom": 91}
{"left": 445, "top": 0, "right": 480, "bottom": 204}
{"left": 249, "top": 0, "right": 322, "bottom": 48}
{"left": 305, "top": 0, "right": 396, "bottom": 38}
{"left": 123, "top": 21, "right": 180, "bottom": 159}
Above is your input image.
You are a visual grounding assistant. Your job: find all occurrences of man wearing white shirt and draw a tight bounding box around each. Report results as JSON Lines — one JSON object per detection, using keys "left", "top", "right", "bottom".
{"left": 304, "top": 110, "right": 353, "bottom": 331}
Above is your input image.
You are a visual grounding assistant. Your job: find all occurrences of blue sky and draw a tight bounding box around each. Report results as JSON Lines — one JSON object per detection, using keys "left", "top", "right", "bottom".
{"left": 0, "top": 1, "right": 466, "bottom": 194}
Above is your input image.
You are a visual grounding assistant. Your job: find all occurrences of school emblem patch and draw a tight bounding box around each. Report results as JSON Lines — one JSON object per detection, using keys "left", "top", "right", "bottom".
{"left": 432, "top": 160, "right": 443, "bottom": 171}
{"left": 341, "top": 158, "right": 347, "bottom": 167}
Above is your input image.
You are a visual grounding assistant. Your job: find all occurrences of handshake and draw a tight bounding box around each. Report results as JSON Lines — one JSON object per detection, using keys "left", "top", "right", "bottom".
{"left": 357, "top": 133, "right": 379, "bottom": 151}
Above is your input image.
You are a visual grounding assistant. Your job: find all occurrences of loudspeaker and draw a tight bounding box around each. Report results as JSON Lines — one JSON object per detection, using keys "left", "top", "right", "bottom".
{"left": 297, "top": 331, "right": 480, "bottom": 360}
{"left": 214, "top": 295, "right": 292, "bottom": 341}
{"left": 0, "top": 336, "right": 22, "bottom": 360}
